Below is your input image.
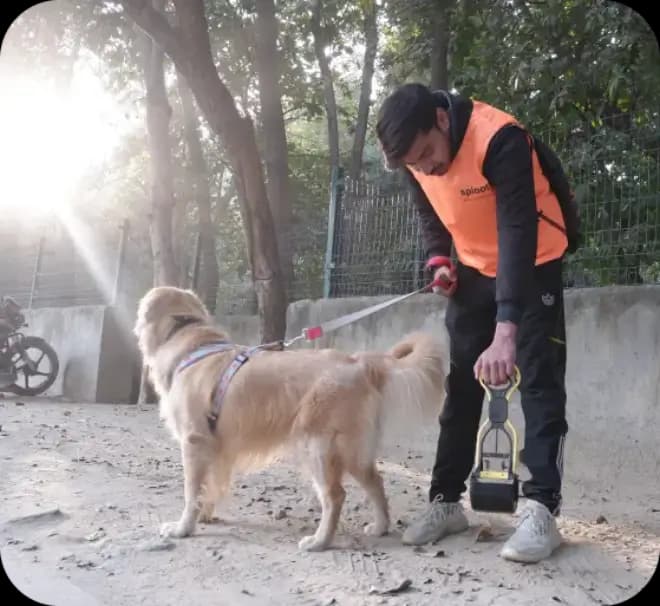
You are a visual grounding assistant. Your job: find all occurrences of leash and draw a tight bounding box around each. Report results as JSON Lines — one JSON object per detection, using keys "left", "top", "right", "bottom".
{"left": 281, "top": 256, "right": 455, "bottom": 347}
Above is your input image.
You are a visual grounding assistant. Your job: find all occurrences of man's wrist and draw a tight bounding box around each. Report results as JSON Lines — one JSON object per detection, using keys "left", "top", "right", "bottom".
{"left": 496, "top": 301, "right": 522, "bottom": 325}
{"left": 495, "top": 321, "right": 518, "bottom": 340}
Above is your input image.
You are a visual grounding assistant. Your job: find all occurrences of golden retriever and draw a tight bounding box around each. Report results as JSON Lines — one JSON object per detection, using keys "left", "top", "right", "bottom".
{"left": 134, "top": 286, "right": 445, "bottom": 551}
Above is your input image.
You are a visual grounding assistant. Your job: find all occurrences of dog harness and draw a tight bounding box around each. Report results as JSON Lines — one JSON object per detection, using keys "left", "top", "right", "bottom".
{"left": 173, "top": 341, "right": 271, "bottom": 432}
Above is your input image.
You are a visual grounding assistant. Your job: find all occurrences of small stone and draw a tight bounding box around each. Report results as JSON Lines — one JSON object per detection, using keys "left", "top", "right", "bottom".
{"left": 274, "top": 509, "right": 287, "bottom": 520}
{"left": 368, "top": 579, "right": 412, "bottom": 595}
{"left": 85, "top": 530, "right": 106, "bottom": 542}
{"left": 595, "top": 515, "right": 607, "bottom": 524}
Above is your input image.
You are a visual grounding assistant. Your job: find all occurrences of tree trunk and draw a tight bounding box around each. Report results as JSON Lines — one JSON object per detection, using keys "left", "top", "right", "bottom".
{"left": 348, "top": 0, "right": 378, "bottom": 182}
{"left": 137, "top": 364, "right": 158, "bottom": 405}
{"left": 254, "top": 0, "right": 294, "bottom": 299}
{"left": 135, "top": 0, "right": 179, "bottom": 405}
{"left": 138, "top": 0, "right": 179, "bottom": 287}
{"left": 121, "top": 0, "right": 286, "bottom": 343}
{"left": 430, "top": 1, "right": 453, "bottom": 90}
{"left": 310, "top": 0, "right": 340, "bottom": 172}
{"left": 177, "top": 71, "right": 220, "bottom": 314}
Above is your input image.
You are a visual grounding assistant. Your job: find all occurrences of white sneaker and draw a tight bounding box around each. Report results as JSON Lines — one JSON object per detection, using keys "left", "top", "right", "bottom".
{"left": 402, "top": 498, "right": 469, "bottom": 545}
{"left": 500, "top": 499, "right": 562, "bottom": 563}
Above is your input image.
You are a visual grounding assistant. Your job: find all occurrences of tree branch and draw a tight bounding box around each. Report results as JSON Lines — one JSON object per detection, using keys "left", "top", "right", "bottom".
{"left": 118, "top": 0, "right": 184, "bottom": 66}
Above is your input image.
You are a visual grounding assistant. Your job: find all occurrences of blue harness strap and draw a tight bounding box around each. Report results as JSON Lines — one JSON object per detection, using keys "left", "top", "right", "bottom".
{"left": 173, "top": 341, "right": 234, "bottom": 376}
{"left": 173, "top": 341, "right": 271, "bottom": 432}
{"left": 207, "top": 345, "right": 263, "bottom": 431}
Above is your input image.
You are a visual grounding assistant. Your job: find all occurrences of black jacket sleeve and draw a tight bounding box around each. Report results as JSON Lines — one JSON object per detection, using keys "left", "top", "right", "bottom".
{"left": 405, "top": 170, "right": 453, "bottom": 260}
{"left": 483, "top": 125, "right": 538, "bottom": 325}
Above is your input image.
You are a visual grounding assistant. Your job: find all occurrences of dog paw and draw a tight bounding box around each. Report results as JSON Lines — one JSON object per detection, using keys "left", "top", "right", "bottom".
{"left": 198, "top": 512, "right": 220, "bottom": 524}
{"left": 298, "top": 534, "right": 329, "bottom": 552}
{"left": 160, "top": 521, "right": 192, "bottom": 538}
{"left": 363, "top": 522, "right": 388, "bottom": 537}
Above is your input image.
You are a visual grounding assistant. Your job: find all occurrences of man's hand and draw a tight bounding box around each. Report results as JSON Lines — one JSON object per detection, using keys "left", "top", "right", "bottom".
{"left": 474, "top": 322, "right": 517, "bottom": 385}
{"left": 431, "top": 264, "right": 457, "bottom": 296}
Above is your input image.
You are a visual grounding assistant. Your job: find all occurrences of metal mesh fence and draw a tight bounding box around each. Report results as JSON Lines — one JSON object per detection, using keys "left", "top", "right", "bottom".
{"left": 548, "top": 113, "right": 660, "bottom": 287}
{"left": 327, "top": 170, "right": 425, "bottom": 297}
{"left": 1, "top": 217, "right": 151, "bottom": 310}
{"left": 0, "top": 220, "right": 106, "bottom": 308}
{"left": 327, "top": 112, "right": 660, "bottom": 296}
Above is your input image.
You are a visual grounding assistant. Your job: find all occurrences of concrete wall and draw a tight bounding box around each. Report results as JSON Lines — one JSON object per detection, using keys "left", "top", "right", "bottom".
{"left": 563, "top": 286, "right": 660, "bottom": 493}
{"left": 23, "top": 306, "right": 106, "bottom": 402}
{"left": 22, "top": 305, "right": 137, "bottom": 403}
{"left": 95, "top": 306, "right": 141, "bottom": 404}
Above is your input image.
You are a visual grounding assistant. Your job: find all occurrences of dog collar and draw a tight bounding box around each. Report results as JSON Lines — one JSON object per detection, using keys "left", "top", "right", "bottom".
{"left": 164, "top": 315, "right": 203, "bottom": 343}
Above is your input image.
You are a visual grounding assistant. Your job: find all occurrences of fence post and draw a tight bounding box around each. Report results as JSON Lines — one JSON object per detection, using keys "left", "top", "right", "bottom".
{"left": 323, "top": 165, "right": 344, "bottom": 298}
{"left": 28, "top": 235, "right": 45, "bottom": 310}
{"left": 112, "top": 219, "right": 129, "bottom": 306}
{"left": 190, "top": 231, "right": 202, "bottom": 290}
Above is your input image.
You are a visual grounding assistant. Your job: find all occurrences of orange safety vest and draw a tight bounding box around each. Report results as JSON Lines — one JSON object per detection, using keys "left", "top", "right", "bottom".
{"left": 409, "top": 101, "right": 567, "bottom": 277}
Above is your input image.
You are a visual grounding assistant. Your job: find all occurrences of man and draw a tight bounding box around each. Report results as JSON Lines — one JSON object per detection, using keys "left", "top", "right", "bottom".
{"left": 376, "top": 83, "right": 572, "bottom": 563}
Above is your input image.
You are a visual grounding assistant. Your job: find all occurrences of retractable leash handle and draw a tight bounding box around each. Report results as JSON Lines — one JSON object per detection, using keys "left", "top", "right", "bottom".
{"left": 425, "top": 255, "right": 457, "bottom": 294}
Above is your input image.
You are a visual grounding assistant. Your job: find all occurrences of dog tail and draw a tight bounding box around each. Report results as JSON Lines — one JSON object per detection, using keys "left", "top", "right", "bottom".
{"left": 378, "top": 332, "right": 446, "bottom": 440}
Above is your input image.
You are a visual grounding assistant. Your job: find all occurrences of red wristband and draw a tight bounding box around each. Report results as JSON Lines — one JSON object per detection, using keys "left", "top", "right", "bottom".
{"left": 425, "top": 255, "right": 454, "bottom": 271}
{"left": 425, "top": 256, "right": 457, "bottom": 294}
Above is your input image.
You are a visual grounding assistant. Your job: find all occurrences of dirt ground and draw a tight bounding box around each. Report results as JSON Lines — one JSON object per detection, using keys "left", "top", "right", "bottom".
{"left": 0, "top": 397, "right": 657, "bottom": 606}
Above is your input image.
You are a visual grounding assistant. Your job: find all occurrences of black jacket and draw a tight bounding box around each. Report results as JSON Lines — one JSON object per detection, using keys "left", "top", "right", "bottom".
{"left": 407, "top": 91, "right": 539, "bottom": 325}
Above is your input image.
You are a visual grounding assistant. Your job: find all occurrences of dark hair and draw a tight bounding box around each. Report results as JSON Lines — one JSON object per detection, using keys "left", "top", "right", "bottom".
{"left": 376, "top": 83, "right": 437, "bottom": 170}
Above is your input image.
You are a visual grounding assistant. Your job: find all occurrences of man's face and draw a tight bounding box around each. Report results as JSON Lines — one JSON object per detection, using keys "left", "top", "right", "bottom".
{"left": 401, "top": 108, "right": 451, "bottom": 176}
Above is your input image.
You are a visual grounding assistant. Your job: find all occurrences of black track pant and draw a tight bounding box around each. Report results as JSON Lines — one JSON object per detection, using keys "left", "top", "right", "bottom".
{"left": 429, "top": 259, "right": 568, "bottom": 515}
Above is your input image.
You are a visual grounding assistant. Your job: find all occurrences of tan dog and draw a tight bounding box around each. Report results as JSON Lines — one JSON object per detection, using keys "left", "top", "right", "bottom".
{"left": 134, "top": 286, "right": 446, "bottom": 551}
